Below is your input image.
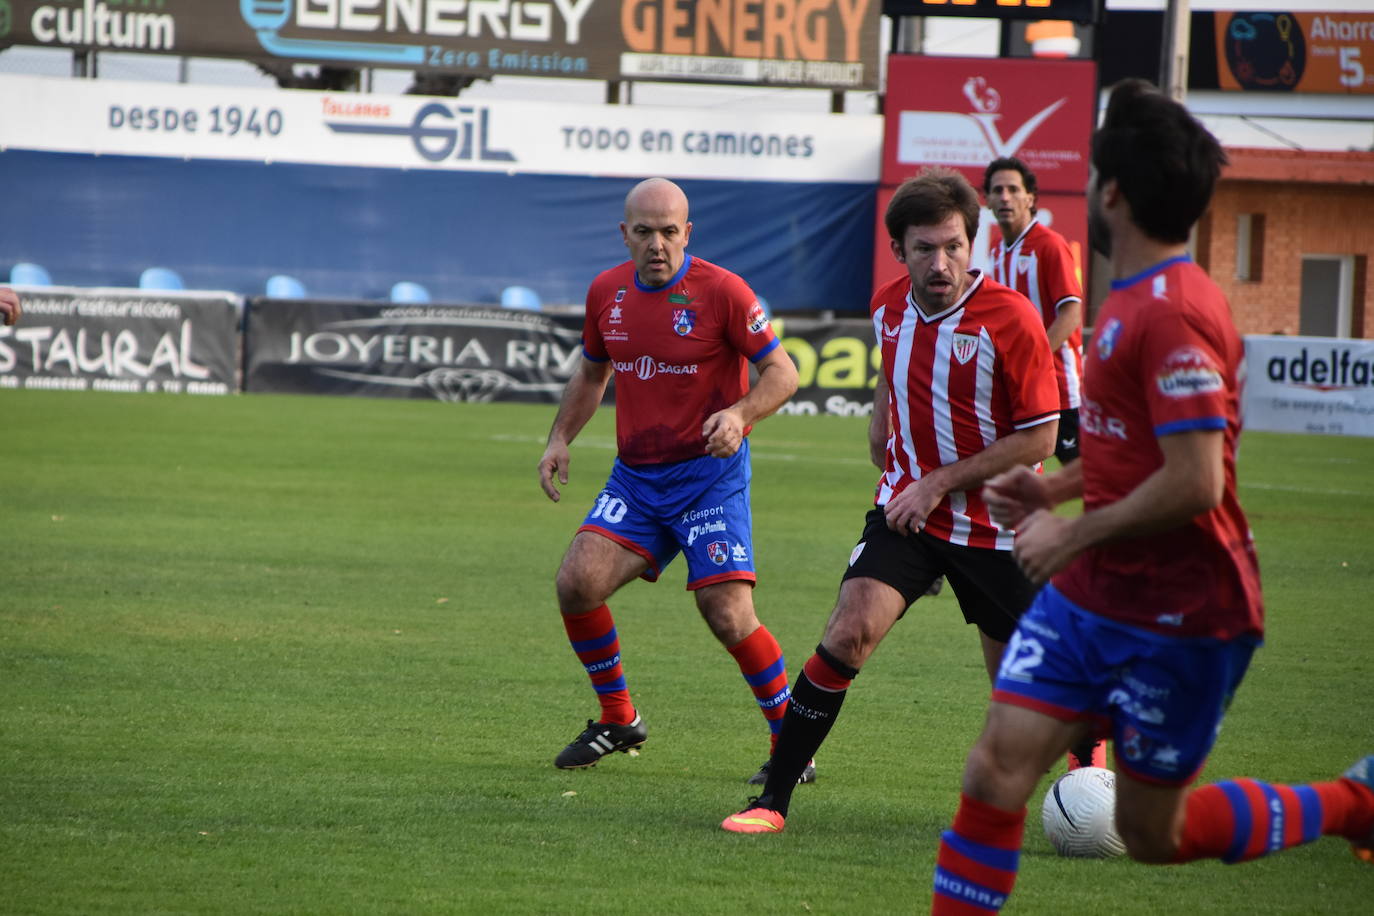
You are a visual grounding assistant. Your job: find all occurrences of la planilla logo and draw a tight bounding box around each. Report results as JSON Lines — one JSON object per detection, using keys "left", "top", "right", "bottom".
{"left": 326, "top": 102, "right": 515, "bottom": 164}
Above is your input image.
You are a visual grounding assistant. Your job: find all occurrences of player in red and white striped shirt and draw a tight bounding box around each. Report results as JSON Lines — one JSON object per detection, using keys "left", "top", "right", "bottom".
{"left": 723, "top": 168, "right": 1058, "bottom": 835}
{"left": 984, "top": 157, "right": 1084, "bottom": 466}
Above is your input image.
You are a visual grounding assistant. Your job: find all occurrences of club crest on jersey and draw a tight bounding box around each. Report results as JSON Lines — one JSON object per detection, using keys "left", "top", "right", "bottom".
{"left": 1097, "top": 317, "right": 1123, "bottom": 360}
{"left": 672, "top": 308, "right": 696, "bottom": 336}
{"left": 1016, "top": 255, "right": 1032, "bottom": 273}
{"left": 614, "top": 286, "right": 627, "bottom": 303}
{"left": 707, "top": 540, "right": 729, "bottom": 565}
{"left": 952, "top": 333, "right": 980, "bottom": 365}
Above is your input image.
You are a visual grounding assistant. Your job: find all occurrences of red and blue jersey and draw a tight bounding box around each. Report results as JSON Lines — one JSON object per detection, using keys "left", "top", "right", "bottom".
{"left": 1054, "top": 256, "right": 1264, "bottom": 639}
{"left": 582, "top": 254, "right": 779, "bottom": 466}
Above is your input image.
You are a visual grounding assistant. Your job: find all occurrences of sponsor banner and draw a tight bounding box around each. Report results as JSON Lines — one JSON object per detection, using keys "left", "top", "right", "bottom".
{"left": 243, "top": 301, "right": 886, "bottom": 410}
{"left": 771, "top": 315, "right": 878, "bottom": 417}
{"left": 245, "top": 299, "right": 586, "bottom": 401}
{"left": 0, "top": 286, "right": 240, "bottom": 395}
{"left": 882, "top": 55, "right": 1095, "bottom": 193}
{"left": 1243, "top": 335, "right": 1374, "bottom": 437}
{"left": 878, "top": 56, "right": 1093, "bottom": 299}
{"left": 0, "top": 74, "right": 881, "bottom": 182}
{"left": 1217, "top": 11, "right": 1374, "bottom": 94}
{"left": 1, "top": 0, "right": 878, "bottom": 90}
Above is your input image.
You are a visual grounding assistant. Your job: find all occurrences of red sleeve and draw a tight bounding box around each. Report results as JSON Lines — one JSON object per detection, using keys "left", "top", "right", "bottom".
{"left": 1039, "top": 232, "right": 1083, "bottom": 313}
{"left": 718, "top": 270, "right": 779, "bottom": 363}
{"left": 582, "top": 275, "right": 609, "bottom": 362}
{"left": 998, "top": 292, "right": 1060, "bottom": 428}
{"left": 1139, "top": 308, "right": 1231, "bottom": 436}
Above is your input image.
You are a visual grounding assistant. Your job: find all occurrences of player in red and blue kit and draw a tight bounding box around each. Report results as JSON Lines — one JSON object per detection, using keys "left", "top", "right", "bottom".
{"left": 930, "top": 80, "right": 1374, "bottom": 915}
{"left": 538, "top": 178, "right": 802, "bottom": 783}
{"left": 984, "top": 157, "right": 1100, "bottom": 772}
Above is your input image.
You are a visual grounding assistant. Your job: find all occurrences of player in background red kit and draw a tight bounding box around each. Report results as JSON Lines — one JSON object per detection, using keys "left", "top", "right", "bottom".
{"left": 930, "top": 80, "right": 1374, "bottom": 915}
{"left": 538, "top": 178, "right": 805, "bottom": 784}
{"left": 983, "top": 157, "right": 1103, "bottom": 772}
{"left": 722, "top": 168, "right": 1058, "bottom": 835}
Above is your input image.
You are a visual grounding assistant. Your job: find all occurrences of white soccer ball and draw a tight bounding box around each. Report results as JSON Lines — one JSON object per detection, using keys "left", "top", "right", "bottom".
{"left": 1041, "top": 766, "right": 1127, "bottom": 858}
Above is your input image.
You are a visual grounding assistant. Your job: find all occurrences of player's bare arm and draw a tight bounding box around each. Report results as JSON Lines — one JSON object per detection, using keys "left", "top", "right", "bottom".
{"left": 1012, "top": 428, "right": 1224, "bottom": 583}
{"left": 0, "top": 287, "right": 21, "bottom": 326}
{"left": 703, "top": 347, "right": 798, "bottom": 458}
{"left": 984, "top": 459, "right": 1083, "bottom": 529}
{"left": 539, "top": 358, "right": 613, "bottom": 502}
{"left": 1045, "top": 298, "right": 1082, "bottom": 351}
{"left": 884, "top": 420, "right": 1057, "bottom": 534}
{"left": 868, "top": 374, "right": 890, "bottom": 469}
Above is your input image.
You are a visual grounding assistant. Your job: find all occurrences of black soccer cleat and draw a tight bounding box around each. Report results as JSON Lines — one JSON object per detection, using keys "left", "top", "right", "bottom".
{"left": 747, "top": 757, "right": 816, "bottom": 786}
{"left": 554, "top": 714, "right": 648, "bottom": 769}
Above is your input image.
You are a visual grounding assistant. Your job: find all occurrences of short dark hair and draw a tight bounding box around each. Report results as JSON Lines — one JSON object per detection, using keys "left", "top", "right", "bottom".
{"left": 1091, "top": 79, "right": 1228, "bottom": 243}
{"left": 885, "top": 168, "right": 981, "bottom": 250}
{"left": 982, "top": 157, "right": 1038, "bottom": 199}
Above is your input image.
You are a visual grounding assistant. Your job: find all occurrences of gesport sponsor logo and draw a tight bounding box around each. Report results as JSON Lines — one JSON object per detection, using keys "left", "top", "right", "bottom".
{"left": 612, "top": 355, "right": 699, "bottom": 380}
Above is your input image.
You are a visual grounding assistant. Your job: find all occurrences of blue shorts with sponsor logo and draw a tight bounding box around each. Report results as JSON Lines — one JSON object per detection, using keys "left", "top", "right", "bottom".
{"left": 579, "top": 439, "right": 755, "bottom": 590}
{"left": 992, "top": 584, "right": 1260, "bottom": 786}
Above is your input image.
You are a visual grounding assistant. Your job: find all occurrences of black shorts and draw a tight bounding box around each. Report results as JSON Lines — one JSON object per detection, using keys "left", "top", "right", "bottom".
{"left": 841, "top": 508, "right": 1038, "bottom": 643}
{"left": 1055, "top": 408, "right": 1080, "bottom": 464}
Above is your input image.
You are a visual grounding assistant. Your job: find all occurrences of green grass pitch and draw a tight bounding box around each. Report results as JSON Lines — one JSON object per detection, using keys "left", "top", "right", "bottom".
{"left": 2, "top": 389, "right": 1371, "bottom": 914}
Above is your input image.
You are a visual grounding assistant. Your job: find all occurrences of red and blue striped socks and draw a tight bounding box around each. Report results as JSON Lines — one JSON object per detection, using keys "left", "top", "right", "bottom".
{"left": 562, "top": 604, "right": 635, "bottom": 725}
{"left": 727, "top": 625, "right": 791, "bottom": 748}
{"left": 1173, "top": 776, "right": 1374, "bottom": 863}
{"left": 932, "top": 794, "right": 1025, "bottom": 914}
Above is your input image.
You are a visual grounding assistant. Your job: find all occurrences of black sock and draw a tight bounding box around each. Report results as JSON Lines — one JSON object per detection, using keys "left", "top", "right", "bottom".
{"left": 1069, "top": 738, "right": 1098, "bottom": 768}
{"left": 757, "top": 669, "right": 849, "bottom": 817}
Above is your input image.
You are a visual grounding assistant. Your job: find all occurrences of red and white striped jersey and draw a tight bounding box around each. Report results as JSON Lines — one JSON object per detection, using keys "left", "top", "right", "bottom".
{"left": 871, "top": 271, "right": 1059, "bottom": 550}
{"left": 990, "top": 220, "right": 1084, "bottom": 410}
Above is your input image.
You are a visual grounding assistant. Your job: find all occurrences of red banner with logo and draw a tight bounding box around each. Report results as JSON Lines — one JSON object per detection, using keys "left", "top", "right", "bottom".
{"left": 876, "top": 55, "right": 1096, "bottom": 295}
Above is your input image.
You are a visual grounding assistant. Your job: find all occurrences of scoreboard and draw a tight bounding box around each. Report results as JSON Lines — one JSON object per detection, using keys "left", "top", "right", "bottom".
{"left": 882, "top": 0, "right": 1104, "bottom": 24}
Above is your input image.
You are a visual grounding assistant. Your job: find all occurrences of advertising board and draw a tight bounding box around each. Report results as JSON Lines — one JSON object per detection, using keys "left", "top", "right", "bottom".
{"left": 1, "top": 0, "right": 880, "bottom": 90}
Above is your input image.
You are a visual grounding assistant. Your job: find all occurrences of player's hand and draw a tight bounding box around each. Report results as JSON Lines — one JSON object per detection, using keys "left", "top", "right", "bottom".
{"left": 538, "top": 441, "right": 571, "bottom": 502}
{"left": 1012, "top": 510, "right": 1077, "bottom": 584}
{"left": 0, "top": 287, "right": 21, "bottom": 327}
{"left": 983, "top": 466, "right": 1050, "bottom": 529}
{"left": 702, "top": 409, "right": 745, "bottom": 458}
{"left": 883, "top": 478, "right": 940, "bottom": 536}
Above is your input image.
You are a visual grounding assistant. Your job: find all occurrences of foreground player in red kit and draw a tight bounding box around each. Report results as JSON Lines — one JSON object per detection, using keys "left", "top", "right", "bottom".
{"left": 930, "top": 80, "right": 1374, "bottom": 914}
{"left": 983, "top": 157, "right": 1103, "bottom": 772}
{"left": 538, "top": 178, "right": 804, "bottom": 784}
{"left": 722, "top": 168, "right": 1058, "bottom": 835}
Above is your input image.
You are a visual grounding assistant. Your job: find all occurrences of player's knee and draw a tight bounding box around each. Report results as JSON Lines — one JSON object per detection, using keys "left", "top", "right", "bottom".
{"left": 698, "top": 600, "right": 758, "bottom": 646}
{"left": 820, "top": 614, "right": 881, "bottom": 669}
{"left": 961, "top": 732, "right": 1040, "bottom": 810}
{"left": 555, "top": 566, "right": 604, "bottom": 613}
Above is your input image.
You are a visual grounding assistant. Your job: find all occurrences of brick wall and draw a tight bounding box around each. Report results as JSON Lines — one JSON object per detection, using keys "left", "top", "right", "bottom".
{"left": 1197, "top": 151, "right": 1374, "bottom": 339}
